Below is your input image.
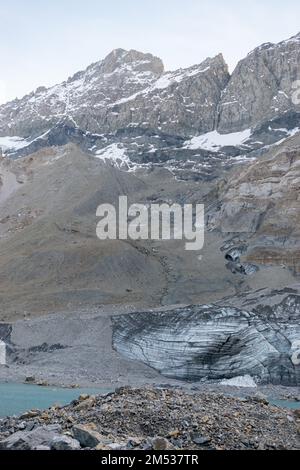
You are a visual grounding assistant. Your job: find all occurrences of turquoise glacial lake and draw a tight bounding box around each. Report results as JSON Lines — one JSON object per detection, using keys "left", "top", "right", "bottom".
{"left": 269, "top": 399, "right": 300, "bottom": 410}
{"left": 0, "top": 383, "right": 113, "bottom": 418}
{"left": 0, "top": 383, "right": 299, "bottom": 418}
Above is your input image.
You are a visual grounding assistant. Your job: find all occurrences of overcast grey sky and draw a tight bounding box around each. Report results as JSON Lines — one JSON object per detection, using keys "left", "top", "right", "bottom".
{"left": 0, "top": 0, "right": 300, "bottom": 104}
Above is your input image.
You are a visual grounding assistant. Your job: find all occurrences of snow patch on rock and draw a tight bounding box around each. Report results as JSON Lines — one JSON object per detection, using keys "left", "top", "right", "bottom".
{"left": 0, "top": 136, "right": 29, "bottom": 152}
{"left": 184, "top": 129, "right": 252, "bottom": 152}
{"left": 94, "top": 143, "right": 141, "bottom": 172}
{"left": 150, "top": 65, "right": 211, "bottom": 91}
{"left": 95, "top": 143, "right": 129, "bottom": 165}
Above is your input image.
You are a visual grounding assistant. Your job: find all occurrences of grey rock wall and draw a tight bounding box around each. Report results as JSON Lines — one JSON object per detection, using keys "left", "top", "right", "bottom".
{"left": 218, "top": 34, "right": 300, "bottom": 132}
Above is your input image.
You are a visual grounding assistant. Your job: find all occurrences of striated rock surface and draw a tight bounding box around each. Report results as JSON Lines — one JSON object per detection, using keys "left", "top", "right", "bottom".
{"left": 112, "top": 295, "right": 300, "bottom": 385}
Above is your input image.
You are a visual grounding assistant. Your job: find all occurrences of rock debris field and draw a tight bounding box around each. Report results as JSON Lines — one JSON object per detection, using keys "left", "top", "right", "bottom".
{"left": 0, "top": 387, "right": 299, "bottom": 451}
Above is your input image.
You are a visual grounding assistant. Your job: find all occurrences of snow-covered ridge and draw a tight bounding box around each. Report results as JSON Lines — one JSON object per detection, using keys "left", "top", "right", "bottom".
{"left": 1, "top": 34, "right": 299, "bottom": 154}
{"left": 0, "top": 49, "right": 164, "bottom": 135}
{"left": 0, "top": 50, "right": 225, "bottom": 141}
{"left": 110, "top": 58, "right": 217, "bottom": 106}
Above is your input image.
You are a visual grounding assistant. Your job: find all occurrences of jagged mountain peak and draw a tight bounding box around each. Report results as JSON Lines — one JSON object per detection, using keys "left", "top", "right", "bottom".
{"left": 0, "top": 48, "right": 168, "bottom": 139}
{"left": 218, "top": 31, "right": 300, "bottom": 133}
{"left": 208, "top": 52, "right": 227, "bottom": 67}
{"left": 0, "top": 48, "right": 229, "bottom": 140}
{"left": 66, "top": 48, "right": 164, "bottom": 84}
{"left": 100, "top": 48, "right": 164, "bottom": 75}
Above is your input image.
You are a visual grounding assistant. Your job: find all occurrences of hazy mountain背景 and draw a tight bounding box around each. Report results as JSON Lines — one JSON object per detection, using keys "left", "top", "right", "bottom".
{"left": 0, "top": 32, "right": 300, "bottom": 390}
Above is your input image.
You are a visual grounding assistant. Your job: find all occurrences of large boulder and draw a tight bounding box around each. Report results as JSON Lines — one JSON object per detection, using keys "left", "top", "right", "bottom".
{"left": 0, "top": 425, "right": 61, "bottom": 450}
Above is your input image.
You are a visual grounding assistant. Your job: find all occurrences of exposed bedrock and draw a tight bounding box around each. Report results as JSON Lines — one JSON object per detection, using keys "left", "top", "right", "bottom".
{"left": 112, "top": 295, "right": 300, "bottom": 386}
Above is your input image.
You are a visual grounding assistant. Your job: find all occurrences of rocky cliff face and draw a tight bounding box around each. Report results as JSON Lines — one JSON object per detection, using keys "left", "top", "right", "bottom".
{"left": 112, "top": 295, "right": 300, "bottom": 385}
{"left": 110, "top": 54, "right": 229, "bottom": 137}
{"left": 210, "top": 133, "right": 300, "bottom": 274}
{"left": 218, "top": 33, "right": 300, "bottom": 133}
